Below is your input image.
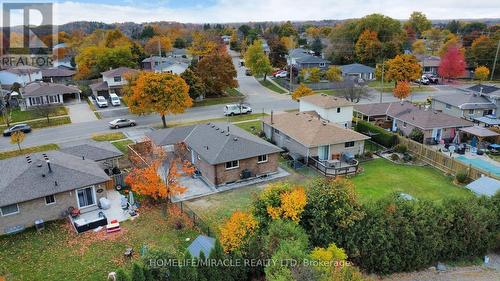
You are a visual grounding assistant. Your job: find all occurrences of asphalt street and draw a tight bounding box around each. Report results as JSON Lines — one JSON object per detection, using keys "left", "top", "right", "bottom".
{"left": 0, "top": 50, "right": 462, "bottom": 151}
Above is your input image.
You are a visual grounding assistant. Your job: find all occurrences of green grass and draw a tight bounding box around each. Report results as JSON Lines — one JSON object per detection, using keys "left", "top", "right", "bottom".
{"left": 166, "top": 113, "right": 267, "bottom": 128}
{"left": 486, "top": 152, "right": 500, "bottom": 162}
{"left": 259, "top": 79, "right": 287, "bottom": 94}
{"left": 193, "top": 88, "right": 243, "bottom": 107}
{"left": 0, "top": 107, "right": 67, "bottom": 125}
{"left": 368, "top": 80, "right": 436, "bottom": 93}
{"left": 91, "top": 132, "right": 127, "bottom": 142}
{"left": 112, "top": 139, "right": 134, "bottom": 154}
{"left": 0, "top": 206, "right": 199, "bottom": 281}
{"left": 0, "top": 143, "right": 59, "bottom": 160}
{"left": 235, "top": 120, "right": 262, "bottom": 134}
{"left": 352, "top": 158, "right": 473, "bottom": 203}
{"left": 0, "top": 116, "right": 71, "bottom": 130}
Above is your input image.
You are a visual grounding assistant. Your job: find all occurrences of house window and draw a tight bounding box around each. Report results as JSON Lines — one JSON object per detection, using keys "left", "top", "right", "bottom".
{"left": 1, "top": 204, "right": 19, "bottom": 216}
{"left": 445, "top": 104, "right": 451, "bottom": 109}
{"left": 274, "top": 128, "right": 280, "bottom": 134}
{"left": 47, "top": 95, "right": 59, "bottom": 104}
{"left": 345, "top": 141, "right": 355, "bottom": 148}
{"left": 468, "top": 109, "right": 474, "bottom": 115}
{"left": 113, "top": 76, "right": 122, "bottom": 82}
{"left": 77, "top": 187, "right": 96, "bottom": 208}
{"left": 319, "top": 63, "right": 325, "bottom": 67}
{"left": 45, "top": 195, "right": 56, "bottom": 205}
{"left": 257, "top": 154, "right": 268, "bottom": 163}
{"left": 225, "top": 160, "right": 239, "bottom": 170}
{"left": 337, "top": 108, "right": 341, "bottom": 113}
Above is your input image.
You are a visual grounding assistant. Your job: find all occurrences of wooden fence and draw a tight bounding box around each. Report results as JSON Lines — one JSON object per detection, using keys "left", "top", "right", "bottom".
{"left": 397, "top": 137, "right": 499, "bottom": 181}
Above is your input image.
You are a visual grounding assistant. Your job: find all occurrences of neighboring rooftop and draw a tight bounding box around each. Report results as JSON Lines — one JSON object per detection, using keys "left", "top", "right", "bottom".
{"left": 263, "top": 111, "right": 369, "bottom": 147}
{"left": 295, "top": 55, "right": 329, "bottom": 64}
{"left": 354, "top": 102, "right": 393, "bottom": 117}
{"left": 41, "top": 68, "right": 76, "bottom": 78}
{"left": 466, "top": 177, "right": 500, "bottom": 197}
{"left": 300, "top": 94, "right": 354, "bottom": 109}
{"left": 432, "top": 92, "right": 496, "bottom": 110}
{"left": 467, "top": 84, "right": 500, "bottom": 95}
{"left": 59, "top": 140, "right": 123, "bottom": 162}
{"left": 460, "top": 126, "right": 499, "bottom": 138}
{"left": 0, "top": 151, "right": 110, "bottom": 207}
{"left": 2, "top": 65, "right": 41, "bottom": 75}
{"left": 148, "top": 122, "right": 282, "bottom": 165}
{"left": 90, "top": 81, "right": 109, "bottom": 92}
{"left": 340, "top": 63, "right": 375, "bottom": 74}
{"left": 22, "top": 82, "right": 80, "bottom": 97}
{"left": 415, "top": 55, "right": 441, "bottom": 67}
{"left": 187, "top": 235, "right": 215, "bottom": 258}
{"left": 101, "top": 67, "right": 138, "bottom": 77}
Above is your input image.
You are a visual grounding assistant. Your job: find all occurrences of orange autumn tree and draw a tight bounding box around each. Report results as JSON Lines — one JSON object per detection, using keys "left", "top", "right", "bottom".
{"left": 393, "top": 81, "right": 411, "bottom": 101}
{"left": 124, "top": 71, "right": 192, "bottom": 128}
{"left": 219, "top": 211, "right": 258, "bottom": 253}
{"left": 291, "top": 83, "right": 314, "bottom": 101}
{"left": 144, "top": 35, "right": 173, "bottom": 56}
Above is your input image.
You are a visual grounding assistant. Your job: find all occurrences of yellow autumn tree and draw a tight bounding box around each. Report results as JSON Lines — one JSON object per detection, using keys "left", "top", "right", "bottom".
{"left": 385, "top": 54, "right": 422, "bottom": 85}
{"left": 188, "top": 31, "right": 218, "bottom": 58}
{"left": 411, "top": 39, "right": 426, "bottom": 55}
{"left": 325, "top": 66, "right": 342, "bottom": 82}
{"left": 292, "top": 83, "right": 314, "bottom": 101}
{"left": 219, "top": 211, "right": 258, "bottom": 253}
{"left": 258, "top": 182, "right": 307, "bottom": 223}
{"left": 10, "top": 131, "right": 25, "bottom": 152}
{"left": 280, "top": 36, "right": 296, "bottom": 50}
{"left": 124, "top": 71, "right": 192, "bottom": 128}
{"left": 393, "top": 81, "right": 411, "bottom": 101}
{"left": 144, "top": 35, "right": 172, "bottom": 56}
{"left": 279, "top": 187, "right": 307, "bottom": 222}
{"left": 474, "top": 66, "right": 490, "bottom": 82}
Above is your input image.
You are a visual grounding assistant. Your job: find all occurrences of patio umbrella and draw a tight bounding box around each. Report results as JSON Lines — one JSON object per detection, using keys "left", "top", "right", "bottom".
{"left": 129, "top": 192, "right": 135, "bottom": 207}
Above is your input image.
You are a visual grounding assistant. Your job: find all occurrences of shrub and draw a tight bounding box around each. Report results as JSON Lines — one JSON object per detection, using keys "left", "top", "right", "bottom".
{"left": 409, "top": 128, "right": 424, "bottom": 143}
{"left": 390, "top": 153, "right": 400, "bottom": 161}
{"left": 394, "top": 144, "right": 408, "bottom": 154}
{"left": 455, "top": 171, "right": 469, "bottom": 184}
{"left": 355, "top": 120, "right": 398, "bottom": 148}
{"left": 364, "top": 151, "right": 373, "bottom": 158}
{"left": 403, "top": 153, "right": 413, "bottom": 162}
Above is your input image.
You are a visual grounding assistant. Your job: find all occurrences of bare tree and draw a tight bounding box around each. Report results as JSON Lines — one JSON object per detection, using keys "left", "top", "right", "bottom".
{"left": 337, "top": 81, "right": 371, "bottom": 103}
{"left": 32, "top": 104, "right": 60, "bottom": 124}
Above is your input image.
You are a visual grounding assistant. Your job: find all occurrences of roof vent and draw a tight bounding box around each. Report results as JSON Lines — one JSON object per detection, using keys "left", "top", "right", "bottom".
{"left": 211, "top": 124, "right": 215, "bottom": 128}
{"left": 322, "top": 121, "right": 327, "bottom": 126}
{"left": 82, "top": 155, "right": 85, "bottom": 160}
{"left": 308, "top": 119, "right": 312, "bottom": 122}
{"left": 36, "top": 161, "right": 43, "bottom": 167}
{"left": 233, "top": 137, "right": 238, "bottom": 141}
{"left": 207, "top": 122, "right": 211, "bottom": 125}
{"left": 215, "top": 127, "right": 219, "bottom": 130}
{"left": 42, "top": 153, "right": 49, "bottom": 161}
{"left": 226, "top": 132, "right": 230, "bottom": 136}
{"left": 26, "top": 155, "right": 32, "bottom": 163}
{"left": 55, "top": 181, "right": 58, "bottom": 186}
{"left": 221, "top": 130, "right": 225, "bottom": 133}
{"left": 321, "top": 93, "right": 327, "bottom": 96}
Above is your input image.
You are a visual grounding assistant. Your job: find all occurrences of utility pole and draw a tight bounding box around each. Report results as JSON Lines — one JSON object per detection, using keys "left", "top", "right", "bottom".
{"left": 490, "top": 39, "right": 500, "bottom": 81}
{"left": 380, "top": 61, "right": 384, "bottom": 103}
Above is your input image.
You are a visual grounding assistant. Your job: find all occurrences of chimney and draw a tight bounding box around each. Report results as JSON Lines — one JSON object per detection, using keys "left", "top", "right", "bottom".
{"left": 82, "top": 155, "right": 85, "bottom": 160}
{"left": 46, "top": 160, "right": 52, "bottom": 173}
{"left": 271, "top": 110, "right": 274, "bottom": 124}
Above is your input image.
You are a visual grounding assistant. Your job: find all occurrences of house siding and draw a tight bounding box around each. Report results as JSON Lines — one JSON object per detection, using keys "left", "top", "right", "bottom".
{"left": 432, "top": 100, "right": 490, "bottom": 120}
{"left": 213, "top": 153, "right": 279, "bottom": 186}
{"left": 0, "top": 183, "right": 107, "bottom": 235}
{"left": 299, "top": 101, "right": 353, "bottom": 128}
{"left": 264, "top": 123, "right": 309, "bottom": 158}
{"left": 393, "top": 119, "right": 457, "bottom": 142}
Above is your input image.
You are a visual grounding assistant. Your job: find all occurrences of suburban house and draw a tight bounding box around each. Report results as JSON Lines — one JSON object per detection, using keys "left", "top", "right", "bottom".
{"left": 0, "top": 151, "right": 111, "bottom": 235}
{"left": 41, "top": 68, "right": 76, "bottom": 83}
{"left": 354, "top": 102, "right": 473, "bottom": 144}
{"left": 0, "top": 66, "right": 42, "bottom": 86}
{"left": 299, "top": 94, "right": 355, "bottom": 128}
{"left": 141, "top": 56, "right": 190, "bottom": 74}
{"left": 288, "top": 48, "right": 330, "bottom": 70}
{"left": 263, "top": 111, "right": 370, "bottom": 162}
{"left": 415, "top": 55, "right": 441, "bottom": 74}
{"left": 467, "top": 84, "right": 500, "bottom": 119}
{"left": 90, "top": 67, "right": 139, "bottom": 97}
{"left": 147, "top": 122, "right": 283, "bottom": 187}
{"left": 340, "top": 63, "right": 375, "bottom": 80}
{"left": 431, "top": 92, "right": 496, "bottom": 120}
{"left": 59, "top": 140, "right": 124, "bottom": 172}
{"left": 167, "top": 48, "right": 190, "bottom": 59}
{"left": 20, "top": 81, "right": 81, "bottom": 108}
{"left": 221, "top": 35, "right": 231, "bottom": 45}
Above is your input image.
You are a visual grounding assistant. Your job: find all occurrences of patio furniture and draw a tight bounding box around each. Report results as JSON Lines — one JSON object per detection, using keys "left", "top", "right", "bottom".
{"left": 124, "top": 247, "right": 133, "bottom": 258}
{"left": 106, "top": 220, "right": 121, "bottom": 233}
{"left": 99, "top": 197, "right": 111, "bottom": 210}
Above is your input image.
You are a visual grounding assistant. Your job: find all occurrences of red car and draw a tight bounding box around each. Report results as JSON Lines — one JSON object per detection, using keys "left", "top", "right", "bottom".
{"left": 272, "top": 69, "right": 285, "bottom": 76}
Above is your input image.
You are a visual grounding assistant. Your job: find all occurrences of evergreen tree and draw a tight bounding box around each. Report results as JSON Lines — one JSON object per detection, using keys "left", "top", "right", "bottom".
{"left": 131, "top": 263, "right": 145, "bottom": 281}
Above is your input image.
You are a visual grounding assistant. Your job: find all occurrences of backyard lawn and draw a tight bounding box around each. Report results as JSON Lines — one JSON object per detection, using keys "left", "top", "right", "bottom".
{"left": 352, "top": 158, "right": 473, "bottom": 203}
{"left": 0, "top": 205, "right": 199, "bottom": 281}
{"left": 235, "top": 120, "right": 262, "bottom": 134}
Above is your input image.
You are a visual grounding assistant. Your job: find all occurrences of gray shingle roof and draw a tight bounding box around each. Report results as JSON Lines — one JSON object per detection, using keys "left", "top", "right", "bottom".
{"left": 90, "top": 81, "right": 109, "bottom": 91}
{"left": 296, "top": 55, "right": 330, "bottom": 64}
{"left": 59, "top": 140, "right": 123, "bottom": 162}
{"left": 433, "top": 93, "right": 496, "bottom": 110}
{"left": 3, "top": 65, "right": 40, "bottom": 75}
{"left": 147, "top": 122, "right": 282, "bottom": 165}
{"left": 467, "top": 84, "right": 500, "bottom": 95}
{"left": 101, "top": 67, "right": 138, "bottom": 77}
{"left": 340, "top": 63, "right": 375, "bottom": 74}
{"left": 41, "top": 68, "right": 76, "bottom": 78}
{"left": 0, "top": 151, "right": 110, "bottom": 207}
{"left": 188, "top": 235, "right": 215, "bottom": 258}
{"left": 21, "top": 82, "right": 80, "bottom": 97}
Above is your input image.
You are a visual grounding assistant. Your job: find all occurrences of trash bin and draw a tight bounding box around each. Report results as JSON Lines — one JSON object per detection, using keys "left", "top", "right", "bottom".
{"left": 35, "top": 219, "right": 45, "bottom": 232}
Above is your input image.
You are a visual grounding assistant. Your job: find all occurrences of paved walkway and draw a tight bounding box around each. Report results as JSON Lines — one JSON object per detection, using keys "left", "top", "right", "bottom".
{"left": 67, "top": 102, "right": 98, "bottom": 123}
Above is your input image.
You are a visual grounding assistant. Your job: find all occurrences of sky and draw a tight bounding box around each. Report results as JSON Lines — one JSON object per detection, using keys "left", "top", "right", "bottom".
{"left": 2, "top": 0, "right": 500, "bottom": 26}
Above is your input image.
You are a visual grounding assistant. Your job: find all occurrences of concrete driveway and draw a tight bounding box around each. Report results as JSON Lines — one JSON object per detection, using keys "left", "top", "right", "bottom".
{"left": 67, "top": 102, "right": 98, "bottom": 123}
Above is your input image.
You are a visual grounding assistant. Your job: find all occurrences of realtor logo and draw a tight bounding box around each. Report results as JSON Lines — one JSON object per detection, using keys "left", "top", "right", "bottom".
{"left": 1, "top": 2, "right": 55, "bottom": 67}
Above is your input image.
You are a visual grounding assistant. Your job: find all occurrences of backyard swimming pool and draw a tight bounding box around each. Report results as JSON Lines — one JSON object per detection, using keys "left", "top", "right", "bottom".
{"left": 456, "top": 156, "right": 500, "bottom": 177}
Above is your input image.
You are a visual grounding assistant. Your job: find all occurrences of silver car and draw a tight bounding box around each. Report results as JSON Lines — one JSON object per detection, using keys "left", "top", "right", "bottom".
{"left": 109, "top": 118, "right": 136, "bottom": 129}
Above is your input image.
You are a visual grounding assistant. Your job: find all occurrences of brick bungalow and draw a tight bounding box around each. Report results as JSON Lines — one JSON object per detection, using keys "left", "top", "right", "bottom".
{"left": 147, "top": 122, "right": 283, "bottom": 187}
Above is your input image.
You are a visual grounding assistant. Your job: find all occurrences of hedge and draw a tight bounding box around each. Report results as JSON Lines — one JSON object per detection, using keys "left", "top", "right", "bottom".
{"left": 355, "top": 120, "right": 398, "bottom": 148}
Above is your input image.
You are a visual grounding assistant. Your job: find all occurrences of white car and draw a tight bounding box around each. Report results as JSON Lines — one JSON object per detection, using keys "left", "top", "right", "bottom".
{"left": 96, "top": 96, "right": 108, "bottom": 108}
{"left": 224, "top": 104, "right": 252, "bottom": 116}
{"left": 109, "top": 93, "right": 121, "bottom": 106}
{"left": 275, "top": 71, "right": 288, "bottom": 78}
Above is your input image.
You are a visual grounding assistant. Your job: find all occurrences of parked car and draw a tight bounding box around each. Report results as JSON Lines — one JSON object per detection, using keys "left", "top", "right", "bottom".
{"left": 96, "top": 96, "right": 108, "bottom": 108}
{"left": 415, "top": 76, "right": 430, "bottom": 85}
{"left": 275, "top": 71, "right": 288, "bottom": 78}
{"left": 224, "top": 104, "right": 252, "bottom": 116}
{"left": 272, "top": 70, "right": 285, "bottom": 76}
{"left": 3, "top": 124, "right": 32, "bottom": 136}
{"left": 423, "top": 74, "right": 439, "bottom": 84}
{"left": 109, "top": 118, "right": 136, "bottom": 129}
{"left": 109, "top": 93, "right": 121, "bottom": 106}
{"left": 245, "top": 69, "right": 252, "bottom": 76}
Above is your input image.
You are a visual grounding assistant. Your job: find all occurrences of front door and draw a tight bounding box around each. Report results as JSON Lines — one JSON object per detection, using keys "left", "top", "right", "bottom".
{"left": 318, "top": 145, "right": 330, "bottom": 161}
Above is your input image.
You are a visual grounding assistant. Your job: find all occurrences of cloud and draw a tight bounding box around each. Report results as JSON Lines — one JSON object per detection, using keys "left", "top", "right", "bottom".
{"left": 30, "top": 0, "right": 500, "bottom": 25}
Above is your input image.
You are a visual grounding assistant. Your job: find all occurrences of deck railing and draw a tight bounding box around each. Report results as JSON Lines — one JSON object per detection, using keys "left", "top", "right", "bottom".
{"left": 307, "top": 157, "right": 359, "bottom": 177}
